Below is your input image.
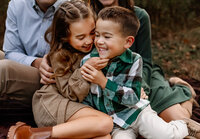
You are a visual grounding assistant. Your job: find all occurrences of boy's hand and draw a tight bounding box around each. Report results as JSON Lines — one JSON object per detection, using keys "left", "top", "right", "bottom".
{"left": 140, "top": 88, "right": 148, "bottom": 99}
{"left": 84, "top": 57, "right": 109, "bottom": 70}
{"left": 39, "top": 55, "right": 56, "bottom": 84}
{"left": 81, "top": 63, "right": 107, "bottom": 89}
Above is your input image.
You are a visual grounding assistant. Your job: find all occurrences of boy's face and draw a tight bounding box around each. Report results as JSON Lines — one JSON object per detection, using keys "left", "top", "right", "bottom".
{"left": 95, "top": 19, "right": 128, "bottom": 59}
{"left": 69, "top": 17, "right": 95, "bottom": 53}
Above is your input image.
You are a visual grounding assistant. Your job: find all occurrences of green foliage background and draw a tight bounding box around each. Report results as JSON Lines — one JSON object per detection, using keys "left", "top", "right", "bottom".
{"left": 135, "top": 0, "right": 200, "bottom": 39}
{"left": 134, "top": 0, "right": 200, "bottom": 80}
{"left": 1, "top": 0, "right": 200, "bottom": 49}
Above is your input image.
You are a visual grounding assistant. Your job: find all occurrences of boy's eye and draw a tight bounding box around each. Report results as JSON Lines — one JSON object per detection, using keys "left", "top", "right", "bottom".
{"left": 105, "top": 36, "right": 111, "bottom": 39}
{"left": 95, "top": 33, "right": 100, "bottom": 37}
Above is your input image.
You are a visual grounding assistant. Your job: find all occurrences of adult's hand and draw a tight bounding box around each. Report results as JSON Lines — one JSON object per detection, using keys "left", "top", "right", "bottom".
{"left": 39, "top": 55, "right": 56, "bottom": 84}
{"left": 31, "top": 57, "right": 42, "bottom": 69}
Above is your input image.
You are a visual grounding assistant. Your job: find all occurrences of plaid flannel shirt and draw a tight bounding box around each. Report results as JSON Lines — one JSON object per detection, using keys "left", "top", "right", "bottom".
{"left": 81, "top": 48, "right": 150, "bottom": 129}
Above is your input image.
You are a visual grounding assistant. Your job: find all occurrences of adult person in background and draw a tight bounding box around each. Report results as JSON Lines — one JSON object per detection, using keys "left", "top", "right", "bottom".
{"left": 0, "top": 0, "right": 64, "bottom": 107}
{"left": 89, "top": 0, "right": 198, "bottom": 123}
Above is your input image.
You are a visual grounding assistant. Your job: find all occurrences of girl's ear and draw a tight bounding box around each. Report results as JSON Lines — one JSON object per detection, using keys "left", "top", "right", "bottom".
{"left": 124, "top": 36, "right": 135, "bottom": 49}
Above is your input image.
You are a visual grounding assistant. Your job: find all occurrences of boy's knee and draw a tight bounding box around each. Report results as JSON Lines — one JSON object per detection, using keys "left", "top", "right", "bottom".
{"left": 112, "top": 128, "right": 136, "bottom": 139}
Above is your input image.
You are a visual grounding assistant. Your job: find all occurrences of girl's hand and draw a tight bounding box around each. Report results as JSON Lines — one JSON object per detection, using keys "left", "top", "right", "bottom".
{"left": 39, "top": 55, "right": 56, "bottom": 84}
{"left": 81, "top": 63, "right": 107, "bottom": 89}
{"left": 84, "top": 57, "right": 109, "bottom": 70}
{"left": 140, "top": 88, "right": 148, "bottom": 99}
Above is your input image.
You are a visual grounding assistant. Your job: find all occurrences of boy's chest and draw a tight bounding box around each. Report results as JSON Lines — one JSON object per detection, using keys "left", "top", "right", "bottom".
{"left": 102, "top": 62, "right": 132, "bottom": 83}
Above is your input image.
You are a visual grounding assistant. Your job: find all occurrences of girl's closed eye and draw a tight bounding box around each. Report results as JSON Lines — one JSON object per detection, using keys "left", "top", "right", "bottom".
{"left": 90, "top": 29, "right": 95, "bottom": 35}
{"left": 76, "top": 35, "right": 85, "bottom": 40}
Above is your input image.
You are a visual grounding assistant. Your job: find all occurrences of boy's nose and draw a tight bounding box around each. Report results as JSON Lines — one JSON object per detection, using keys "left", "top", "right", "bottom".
{"left": 85, "top": 36, "right": 93, "bottom": 45}
{"left": 96, "top": 38, "right": 104, "bottom": 45}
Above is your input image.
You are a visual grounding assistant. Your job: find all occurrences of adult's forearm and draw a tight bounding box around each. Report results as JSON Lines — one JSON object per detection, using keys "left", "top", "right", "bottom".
{"left": 4, "top": 51, "right": 37, "bottom": 66}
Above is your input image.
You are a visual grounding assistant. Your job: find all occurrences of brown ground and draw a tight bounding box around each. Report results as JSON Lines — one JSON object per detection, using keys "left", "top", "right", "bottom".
{"left": 0, "top": 81, "right": 199, "bottom": 138}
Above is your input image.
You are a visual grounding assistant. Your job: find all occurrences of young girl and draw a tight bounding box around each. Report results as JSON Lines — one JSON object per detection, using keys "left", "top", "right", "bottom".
{"left": 7, "top": 1, "right": 112, "bottom": 139}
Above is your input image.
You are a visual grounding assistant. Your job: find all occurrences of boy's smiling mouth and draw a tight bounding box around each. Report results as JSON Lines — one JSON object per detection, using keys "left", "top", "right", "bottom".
{"left": 97, "top": 46, "right": 109, "bottom": 58}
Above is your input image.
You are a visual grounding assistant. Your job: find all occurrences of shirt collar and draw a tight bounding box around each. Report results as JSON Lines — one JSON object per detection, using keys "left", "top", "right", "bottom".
{"left": 31, "top": 0, "right": 36, "bottom": 8}
{"left": 117, "top": 49, "right": 133, "bottom": 64}
{"left": 54, "top": 0, "right": 67, "bottom": 11}
{"left": 32, "top": 0, "right": 67, "bottom": 12}
{"left": 91, "top": 48, "right": 133, "bottom": 64}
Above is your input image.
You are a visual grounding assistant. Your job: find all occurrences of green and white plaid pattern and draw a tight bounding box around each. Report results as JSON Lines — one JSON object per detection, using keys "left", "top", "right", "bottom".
{"left": 81, "top": 48, "right": 150, "bottom": 129}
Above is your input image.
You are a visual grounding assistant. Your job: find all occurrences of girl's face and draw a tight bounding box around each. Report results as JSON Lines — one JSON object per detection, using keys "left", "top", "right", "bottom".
{"left": 98, "top": 0, "right": 119, "bottom": 7}
{"left": 69, "top": 17, "right": 95, "bottom": 53}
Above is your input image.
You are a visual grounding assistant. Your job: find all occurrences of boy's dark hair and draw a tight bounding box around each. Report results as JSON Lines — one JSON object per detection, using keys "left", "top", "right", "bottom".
{"left": 98, "top": 6, "right": 140, "bottom": 37}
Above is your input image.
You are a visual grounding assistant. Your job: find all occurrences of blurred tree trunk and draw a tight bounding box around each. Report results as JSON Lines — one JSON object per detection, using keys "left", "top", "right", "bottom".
{"left": 0, "top": 0, "right": 9, "bottom": 50}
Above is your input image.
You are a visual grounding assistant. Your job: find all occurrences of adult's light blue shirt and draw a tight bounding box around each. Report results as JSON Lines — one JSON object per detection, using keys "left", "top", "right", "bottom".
{"left": 3, "top": 0, "right": 66, "bottom": 66}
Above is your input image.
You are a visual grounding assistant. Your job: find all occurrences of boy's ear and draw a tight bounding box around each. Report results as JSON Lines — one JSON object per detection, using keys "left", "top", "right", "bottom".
{"left": 124, "top": 36, "right": 135, "bottom": 49}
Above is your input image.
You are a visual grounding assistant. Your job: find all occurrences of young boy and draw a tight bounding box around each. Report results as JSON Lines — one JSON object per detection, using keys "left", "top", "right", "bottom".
{"left": 81, "top": 6, "right": 200, "bottom": 139}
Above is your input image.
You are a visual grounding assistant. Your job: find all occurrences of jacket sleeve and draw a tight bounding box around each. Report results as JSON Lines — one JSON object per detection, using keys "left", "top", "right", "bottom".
{"left": 132, "top": 6, "right": 152, "bottom": 95}
{"left": 50, "top": 50, "right": 90, "bottom": 102}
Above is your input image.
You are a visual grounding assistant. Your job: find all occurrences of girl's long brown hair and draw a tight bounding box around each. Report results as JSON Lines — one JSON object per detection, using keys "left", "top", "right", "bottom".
{"left": 90, "top": 0, "right": 135, "bottom": 14}
{"left": 45, "top": 0, "right": 94, "bottom": 77}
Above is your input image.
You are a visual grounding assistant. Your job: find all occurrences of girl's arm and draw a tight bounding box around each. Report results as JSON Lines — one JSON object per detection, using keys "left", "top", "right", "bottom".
{"left": 50, "top": 50, "right": 90, "bottom": 102}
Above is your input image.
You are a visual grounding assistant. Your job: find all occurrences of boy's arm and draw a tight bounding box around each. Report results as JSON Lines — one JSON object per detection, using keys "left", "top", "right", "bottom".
{"left": 82, "top": 57, "right": 143, "bottom": 108}
{"left": 103, "top": 58, "right": 142, "bottom": 107}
